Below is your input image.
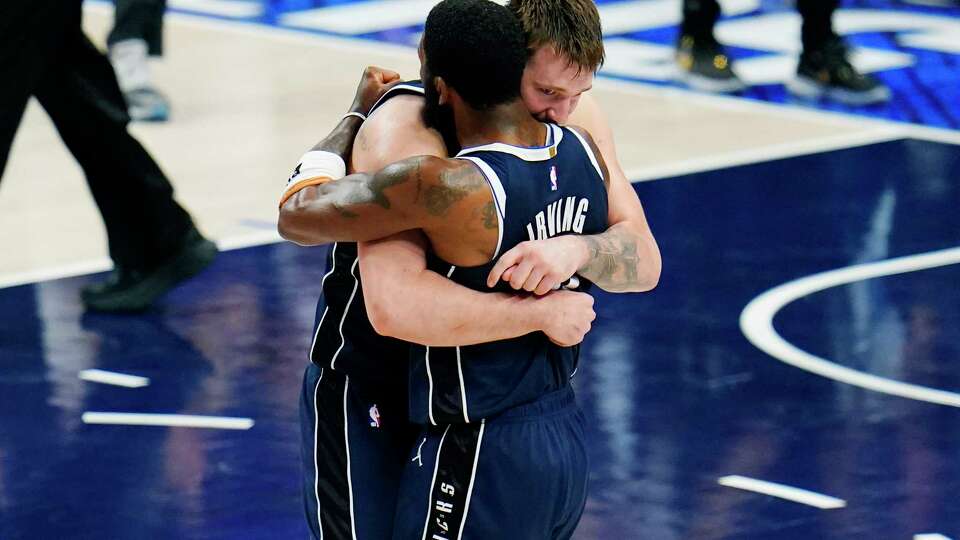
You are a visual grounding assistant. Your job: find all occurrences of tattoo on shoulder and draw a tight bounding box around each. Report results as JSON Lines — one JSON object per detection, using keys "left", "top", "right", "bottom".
{"left": 423, "top": 163, "right": 487, "bottom": 217}
{"left": 481, "top": 201, "right": 498, "bottom": 230}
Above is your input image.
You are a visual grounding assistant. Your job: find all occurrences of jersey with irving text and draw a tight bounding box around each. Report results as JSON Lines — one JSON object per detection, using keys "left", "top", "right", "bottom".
{"left": 408, "top": 123, "right": 609, "bottom": 425}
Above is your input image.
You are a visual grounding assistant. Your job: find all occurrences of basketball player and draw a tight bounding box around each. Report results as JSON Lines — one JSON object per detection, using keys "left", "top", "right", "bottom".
{"left": 281, "top": 0, "right": 661, "bottom": 538}
{"left": 280, "top": 0, "right": 644, "bottom": 536}
{"left": 281, "top": 1, "right": 607, "bottom": 535}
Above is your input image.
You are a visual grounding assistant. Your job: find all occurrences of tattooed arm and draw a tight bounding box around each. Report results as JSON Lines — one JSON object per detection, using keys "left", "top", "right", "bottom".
{"left": 488, "top": 96, "right": 661, "bottom": 294}
{"left": 279, "top": 156, "right": 499, "bottom": 267}
{"left": 570, "top": 94, "right": 660, "bottom": 292}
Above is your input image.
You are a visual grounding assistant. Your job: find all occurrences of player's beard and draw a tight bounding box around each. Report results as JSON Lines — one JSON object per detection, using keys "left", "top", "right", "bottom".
{"left": 421, "top": 76, "right": 460, "bottom": 155}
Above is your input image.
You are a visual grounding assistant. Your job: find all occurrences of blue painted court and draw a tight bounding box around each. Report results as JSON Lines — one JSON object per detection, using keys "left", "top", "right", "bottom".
{"left": 2, "top": 136, "right": 958, "bottom": 538}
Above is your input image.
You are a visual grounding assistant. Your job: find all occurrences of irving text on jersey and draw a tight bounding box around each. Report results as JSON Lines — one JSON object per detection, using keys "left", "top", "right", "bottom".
{"left": 525, "top": 196, "right": 591, "bottom": 241}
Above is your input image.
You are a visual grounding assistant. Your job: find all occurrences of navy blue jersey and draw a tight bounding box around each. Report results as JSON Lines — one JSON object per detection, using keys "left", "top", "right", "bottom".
{"left": 309, "top": 81, "right": 434, "bottom": 396}
{"left": 408, "top": 123, "right": 609, "bottom": 425}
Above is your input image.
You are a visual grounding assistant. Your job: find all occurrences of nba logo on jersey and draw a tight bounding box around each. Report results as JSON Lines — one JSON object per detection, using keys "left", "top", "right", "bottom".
{"left": 549, "top": 165, "right": 558, "bottom": 191}
{"left": 369, "top": 405, "right": 381, "bottom": 428}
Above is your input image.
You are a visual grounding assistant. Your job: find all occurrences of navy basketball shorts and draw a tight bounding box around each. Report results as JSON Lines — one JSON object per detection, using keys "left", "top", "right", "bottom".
{"left": 392, "top": 386, "right": 589, "bottom": 540}
{"left": 301, "top": 362, "right": 420, "bottom": 540}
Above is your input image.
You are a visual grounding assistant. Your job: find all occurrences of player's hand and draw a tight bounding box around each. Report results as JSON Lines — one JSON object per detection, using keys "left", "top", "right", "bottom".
{"left": 537, "top": 290, "right": 595, "bottom": 347}
{"left": 487, "top": 236, "right": 588, "bottom": 296}
{"left": 349, "top": 66, "right": 402, "bottom": 116}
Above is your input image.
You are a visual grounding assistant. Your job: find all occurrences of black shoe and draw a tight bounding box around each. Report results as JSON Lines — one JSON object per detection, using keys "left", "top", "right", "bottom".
{"left": 787, "top": 37, "right": 891, "bottom": 105}
{"left": 82, "top": 230, "right": 218, "bottom": 312}
{"left": 675, "top": 34, "right": 746, "bottom": 94}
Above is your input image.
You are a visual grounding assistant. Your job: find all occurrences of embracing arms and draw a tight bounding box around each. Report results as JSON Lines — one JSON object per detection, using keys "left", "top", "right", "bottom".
{"left": 487, "top": 92, "right": 661, "bottom": 294}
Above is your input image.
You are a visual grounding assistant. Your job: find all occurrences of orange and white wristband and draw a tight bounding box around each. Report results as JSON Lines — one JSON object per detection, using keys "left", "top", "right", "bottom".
{"left": 279, "top": 150, "right": 346, "bottom": 207}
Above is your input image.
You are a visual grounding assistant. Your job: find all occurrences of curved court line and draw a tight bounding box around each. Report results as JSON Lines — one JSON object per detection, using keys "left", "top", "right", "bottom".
{"left": 740, "top": 246, "right": 960, "bottom": 407}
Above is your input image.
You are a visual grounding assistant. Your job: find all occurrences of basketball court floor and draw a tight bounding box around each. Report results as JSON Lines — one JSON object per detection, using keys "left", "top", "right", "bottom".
{"left": 1, "top": 1, "right": 959, "bottom": 538}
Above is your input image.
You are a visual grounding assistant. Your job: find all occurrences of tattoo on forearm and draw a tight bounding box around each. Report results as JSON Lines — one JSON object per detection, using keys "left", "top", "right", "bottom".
{"left": 414, "top": 161, "right": 424, "bottom": 205}
{"left": 323, "top": 158, "right": 418, "bottom": 219}
{"left": 579, "top": 225, "right": 641, "bottom": 290}
{"left": 314, "top": 116, "right": 364, "bottom": 159}
{"left": 332, "top": 202, "right": 359, "bottom": 219}
{"left": 367, "top": 160, "right": 418, "bottom": 209}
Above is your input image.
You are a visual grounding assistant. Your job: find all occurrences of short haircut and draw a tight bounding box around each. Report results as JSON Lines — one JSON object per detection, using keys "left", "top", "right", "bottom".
{"left": 507, "top": 0, "right": 605, "bottom": 73}
{"left": 423, "top": 0, "right": 527, "bottom": 111}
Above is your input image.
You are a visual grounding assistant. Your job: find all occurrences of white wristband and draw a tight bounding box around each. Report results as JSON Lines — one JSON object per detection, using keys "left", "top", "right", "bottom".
{"left": 294, "top": 150, "right": 346, "bottom": 182}
{"left": 280, "top": 150, "right": 347, "bottom": 206}
{"left": 343, "top": 111, "right": 367, "bottom": 122}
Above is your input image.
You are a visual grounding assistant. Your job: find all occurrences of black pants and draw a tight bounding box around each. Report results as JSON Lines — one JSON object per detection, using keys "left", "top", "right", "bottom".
{"left": 108, "top": 0, "right": 167, "bottom": 56}
{"left": 681, "top": 0, "right": 839, "bottom": 52}
{"left": 0, "top": 0, "right": 193, "bottom": 271}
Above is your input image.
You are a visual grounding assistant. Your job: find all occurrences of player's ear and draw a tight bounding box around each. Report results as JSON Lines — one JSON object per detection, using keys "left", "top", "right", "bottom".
{"left": 435, "top": 76, "right": 450, "bottom": 106}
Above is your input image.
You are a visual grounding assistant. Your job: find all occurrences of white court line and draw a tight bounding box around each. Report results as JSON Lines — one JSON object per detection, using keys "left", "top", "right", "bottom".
{"left": 168, "top": 0, "right": 263, "bottom": 18}
{"left": 0, "top": 257, "right": 112, "bottom": 291}
{"left": 626, "top": 127, "right": 901, "bottom": 182}
{"left": 0, "top": 229, "right": 280, "bottom": 290}
{"left": 740, "top": 246, "right": 960, "bottom": 407}
{"left": 915, "top": 534, "right": 953, "bottom": 540}
{"left": 718, "top": 475, "right": 846, "bottom": 509}
{"left": 79, "top": 369, "right": 150, "bottom": 388}
{"left": 595, "top": 75, "right": 960, "bottom": 147}
{"left": 214, "top": 228, "right": 281, "bottom": 251}
{"left": 82, "top": 412, "right": 254, "bottom": 429}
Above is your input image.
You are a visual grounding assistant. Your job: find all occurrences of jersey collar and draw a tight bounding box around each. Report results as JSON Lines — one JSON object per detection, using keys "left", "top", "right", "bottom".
{"left": 455, "top": 124, "right": 562, "bottom": 162}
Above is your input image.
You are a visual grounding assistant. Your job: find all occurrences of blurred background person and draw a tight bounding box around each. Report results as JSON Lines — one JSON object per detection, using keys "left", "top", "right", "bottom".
{"left": 0, "top": 0, "right": 216, "bottom": 312}
{"left": 108, "top": 0, "right": 170, "bottom": 121}
{"left": 675, "top": 0, "right": 891, "bottom": 105}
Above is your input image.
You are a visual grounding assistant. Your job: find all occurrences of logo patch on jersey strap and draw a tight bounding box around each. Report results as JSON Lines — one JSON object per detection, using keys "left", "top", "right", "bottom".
{"left": 412, "top": 437, "right": 426, "bottom": 467}
{"left": 549, "top": 165, "right": 558, "bottom": 191}
{"left": 368, "top": 404, "right": 381, "bottom": 428}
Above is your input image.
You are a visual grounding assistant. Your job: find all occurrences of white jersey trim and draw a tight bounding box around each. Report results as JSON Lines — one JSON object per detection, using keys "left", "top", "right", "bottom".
{"left": 456, "top": 156, "right": 505, "bottom": 260}
{"left": 343, "top": 377, "right": 358, "bottom": 540}
{"left": 329, "top": 257, "right": 360, "bottom": 370}
{"left": 455, "top": 346, "right": 469, "bottom": 423}
{"left": 447, "top": 264, "right": 468, "bottom": 424}
{"left": 420, "top": 425, "right": 451, "bottom": 540}
{"left": 368, "top": 83, "right": 424, "bottom": 116}
{"left": 312, "top": 367, "right": 325, "bottom": 540}
{"left": 309, "top": 242, "right": 339, "bottom": 362}
{"left": 456, "top": 124, "right": 562, "bottom": 162}
{"left": 457, "top": 420, "right": 486, "bottom": 540}
{"left": 425, "top": 346, "right": 437, "bottom": 426}
{"left": 446, "top": 266, "right": 470, "bottom": 424}
{"left": 566, "top": 127, "right": 604, "bottom": 182}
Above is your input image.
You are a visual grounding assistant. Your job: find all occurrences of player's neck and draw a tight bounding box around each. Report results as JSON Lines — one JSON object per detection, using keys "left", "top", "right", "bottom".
{"left": 454, "top": 101, "right": 545, "bottom": 149}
